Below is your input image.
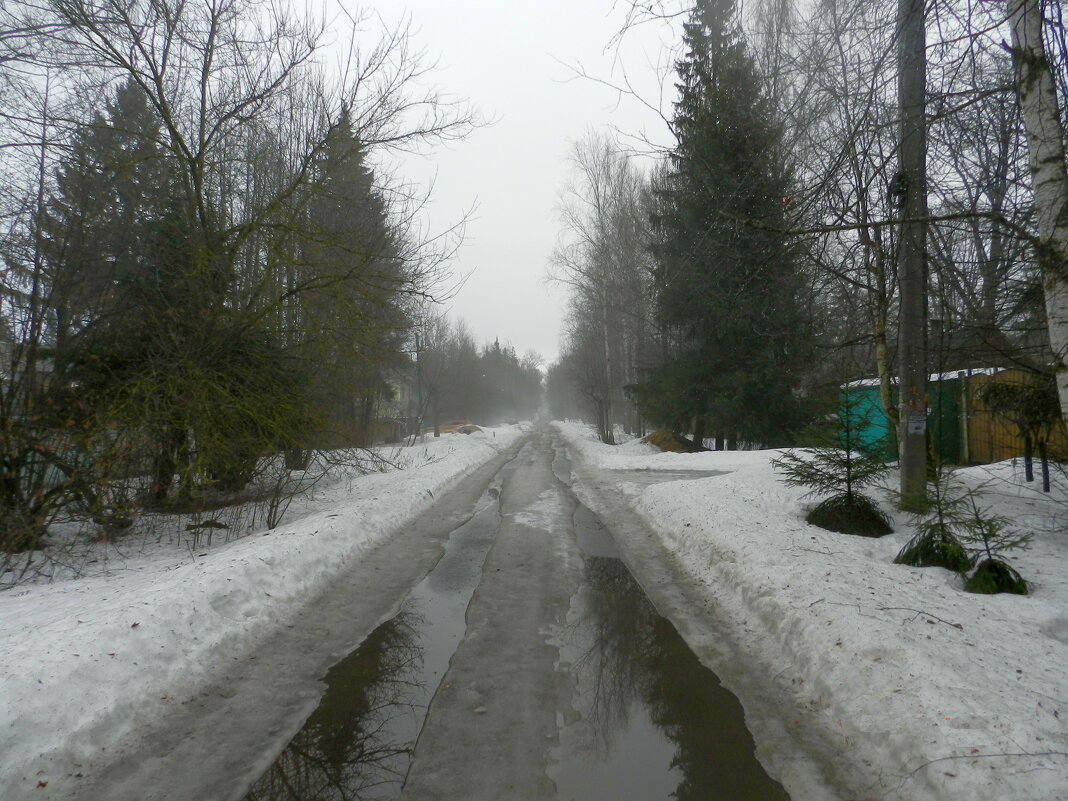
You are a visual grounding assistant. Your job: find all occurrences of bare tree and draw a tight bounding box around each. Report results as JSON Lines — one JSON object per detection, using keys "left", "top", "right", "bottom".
{"left": 549, "top": 133, "right": 653, "bottom": 442}
{"left": 786, "top": 0, "right": 902, "bottom": 426}
{"left": 1006, "top": 0, "right": 1068, "bottom": 423}
{"left": 0, "top": 0, "right": 478, "bottom": 557}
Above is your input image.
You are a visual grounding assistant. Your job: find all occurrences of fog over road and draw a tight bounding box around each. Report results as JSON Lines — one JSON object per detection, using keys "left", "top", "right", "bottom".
{"left": 59, "top": 428, "right": 788, "bottom": 801}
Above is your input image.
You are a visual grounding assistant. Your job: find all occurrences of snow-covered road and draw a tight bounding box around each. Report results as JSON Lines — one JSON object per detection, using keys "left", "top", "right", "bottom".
{"left": 3, "top": 420, "right": 1067, "bottom": 801}
{"left": 555, "top": 421, "right": 1068, "bottom": 801}
{"left": 0, "top": 427, "right": 529, "bottom": 800}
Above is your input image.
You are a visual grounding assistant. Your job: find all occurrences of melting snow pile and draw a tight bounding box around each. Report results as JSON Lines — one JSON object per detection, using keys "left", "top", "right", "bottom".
{"left": 554, "top": 421, "right": 1068, "bottom": 801}
{"left": 0, "top": 426, "right": 526, "bottom": 799}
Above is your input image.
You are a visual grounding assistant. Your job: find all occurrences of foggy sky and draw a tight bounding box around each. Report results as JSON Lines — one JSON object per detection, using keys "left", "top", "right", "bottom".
{"left": 381, "top": 1, "right": 677, "bottom": 366}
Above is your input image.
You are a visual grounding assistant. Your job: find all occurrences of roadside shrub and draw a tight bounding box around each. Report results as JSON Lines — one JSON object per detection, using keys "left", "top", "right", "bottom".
{"left": 773, "top": 389, "right": 892, "bottom": 537}
{"left": 894, "top": 472, "right": 974, "bottom": 571}
{"left": 894, "top": 473, "right": 1031, "bottom": 594}
{"left": 965, "top": 559, "right": 1028, "bottom": 595}
{"left": 806, "top": 493, "right": 892, "bottom": 537}
{"left": 894, "top": 527, "right": 973, "bottom": 572}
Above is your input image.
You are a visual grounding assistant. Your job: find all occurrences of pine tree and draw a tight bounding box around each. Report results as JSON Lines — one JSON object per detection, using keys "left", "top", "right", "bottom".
{"left": 294, "top": 114, "right": 409, "bottom": 446}
{"left": 40, "top": 79, "right": 174, "bottom": 352}
{"left": 894, "top": 473, "right": 1031, "bottom": 593}
{"left": 773, "top": 390, "right": 893, "bottom": 536}
{"left": 633, "top": 0, "right": 814, "bottom": 448}
{"left": 893, "top": 473, "right": 977, "bottom": 574}
{"left": 958, "top": 497, "right": 1030, "bottom": 595}
{"left": 43, "top": 82, "right": 313, "bottom": 503}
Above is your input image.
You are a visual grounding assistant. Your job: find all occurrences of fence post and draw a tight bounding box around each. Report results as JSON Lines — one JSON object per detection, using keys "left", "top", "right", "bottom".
{"left": 958, "top": 370, "right": 969, "bottom": 464}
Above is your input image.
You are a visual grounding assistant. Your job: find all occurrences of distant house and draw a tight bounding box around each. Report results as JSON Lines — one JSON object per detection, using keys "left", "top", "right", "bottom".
{"left": 374, "top": 366, "right": 416, "bottom": 443}
{"left": 844, "top": 368, "right": 1067, "bottom": 465}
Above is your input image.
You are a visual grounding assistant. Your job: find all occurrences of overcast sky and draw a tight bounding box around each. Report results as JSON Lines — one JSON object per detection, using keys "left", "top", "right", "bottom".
{"left": 372, "top": 1, "right": 680, "bottom": 366}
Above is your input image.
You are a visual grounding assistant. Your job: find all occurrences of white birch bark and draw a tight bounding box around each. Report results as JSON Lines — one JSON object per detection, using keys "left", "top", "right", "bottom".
{"left": 1008, "top": 0, "right": 1068, "bottom": 422}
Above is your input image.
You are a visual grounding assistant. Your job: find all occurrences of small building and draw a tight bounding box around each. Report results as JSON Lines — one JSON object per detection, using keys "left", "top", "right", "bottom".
{"left": 844, "top": 368, "right": 1067, "bottom": 465}
{"left": 374, "top": 367, "right": 416, "bottom": 443}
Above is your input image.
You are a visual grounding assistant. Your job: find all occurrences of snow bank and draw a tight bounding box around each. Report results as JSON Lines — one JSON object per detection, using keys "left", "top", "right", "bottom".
{"left": 554, "top": 421, "right": 1068, "bottom": 801}
{"left": 0, "top": 425, "right": 526, "bottom": 797}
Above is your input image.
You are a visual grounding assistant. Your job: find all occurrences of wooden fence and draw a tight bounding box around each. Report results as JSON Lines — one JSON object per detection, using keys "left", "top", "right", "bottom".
{"left": 963, "top": 369, "right": 1067, "bottom": 464}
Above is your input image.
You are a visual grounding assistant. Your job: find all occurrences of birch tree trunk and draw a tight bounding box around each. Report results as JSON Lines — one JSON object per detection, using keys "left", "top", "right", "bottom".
{"left": 1008, "top": 0, "right": 1068, "bottom": 422}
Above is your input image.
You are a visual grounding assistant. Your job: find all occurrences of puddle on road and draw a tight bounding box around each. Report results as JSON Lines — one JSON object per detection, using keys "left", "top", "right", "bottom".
{"left": 551, "top": 444, "right": 573, "bottom": 487}
{"left": 551, "top": 500, "right": 790, "bottom": 801}
{"left": 242, "top": 449, "right": 527, "bottom": 801}
{"left": 243, "top": 440, "right": 785, "bottom": 801}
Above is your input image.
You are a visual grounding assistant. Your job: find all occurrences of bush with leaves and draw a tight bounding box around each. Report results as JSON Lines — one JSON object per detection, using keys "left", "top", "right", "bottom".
{"left": 773, "top": 391, "right": 892, "bottom": 536}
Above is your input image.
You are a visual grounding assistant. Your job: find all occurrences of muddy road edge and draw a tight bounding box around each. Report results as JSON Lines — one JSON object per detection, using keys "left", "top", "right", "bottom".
{"left": 49, "top": 434, "right": 533, "bottom": 801}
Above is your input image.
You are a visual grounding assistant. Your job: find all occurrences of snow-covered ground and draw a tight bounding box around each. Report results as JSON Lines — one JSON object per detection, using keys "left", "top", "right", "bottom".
{"left": 0, "top": 425, "right": 527, "bottom": 799}
{"left": 554, "top": 421, "right": 1068, "bottom": 801}
{"left": 5, "top": 418, "right": 1066, "bottom": 801}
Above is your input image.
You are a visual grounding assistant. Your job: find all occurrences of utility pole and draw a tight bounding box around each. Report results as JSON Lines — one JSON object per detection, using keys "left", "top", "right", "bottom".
{"left": 412, "top": 333, "right": 423, "bottom": 441}
{"left": 896, "top": 0, "right": 928, "bottom": 507}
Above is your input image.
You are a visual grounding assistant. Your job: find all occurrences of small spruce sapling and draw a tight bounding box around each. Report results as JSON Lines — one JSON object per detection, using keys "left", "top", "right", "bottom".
{"left": 957, "top": 495, "right": 1030, "bottom": 594}
{"left": 894, "top": 472, "right": 974, "bottom": 572}
{"left": 773, "top": 390, "right": 892, "bottom": 536}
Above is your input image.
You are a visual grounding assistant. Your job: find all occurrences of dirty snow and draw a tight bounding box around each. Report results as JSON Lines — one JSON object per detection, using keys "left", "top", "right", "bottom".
{"left": 4, "top": 418, "right": 1066, "bottom": 801}
{"left": 553, "top": 421, "right": 1068, "bottom": 801}
{"left": 0, "top": 426, "right": 526, "bottom": 799}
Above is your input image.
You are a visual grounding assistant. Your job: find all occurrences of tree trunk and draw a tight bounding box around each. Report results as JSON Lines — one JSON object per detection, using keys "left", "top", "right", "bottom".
{"left": 692, "top": 415, "right": 706, "bottom": 452}
{"left": 603, "top": 397, "right": 616, "bottom": 444}
{"left": 873, "top": 305, "right": 899, "bottom": 439}
{"left": 896, "top": 0, "right": 929, "bottom": 506}
{"left": 284, "top": 447, "right": 309, "bottom": 471}
{"left": 1009, "top": 0, "right": 1068, "bottom": 425}
{"left": 600, "top": 287, "right": 615, "bottom": 445}
{"left": 150, "top": 425, "right": 186, "bottom": 503}
{"left": 1038, "top": 439, "right": 1050, "bottom": 493}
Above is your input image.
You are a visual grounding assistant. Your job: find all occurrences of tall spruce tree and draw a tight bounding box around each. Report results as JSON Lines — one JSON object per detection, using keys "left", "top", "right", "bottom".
{"left": 43, "top": 81, "right": 312, "bottom": 502}
{"left": 633, "top": 0, "right": 813, "bottom": 447}
{"left": 294, "top": 114, "right": 410, "bottom": 447}
{"left": 40, "top": 79, "right": 174, "bottom": 353}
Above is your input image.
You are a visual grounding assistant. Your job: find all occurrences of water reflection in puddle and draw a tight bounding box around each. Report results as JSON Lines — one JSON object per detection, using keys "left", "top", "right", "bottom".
{"left": 243, "top": 611, "right": 421, "bottom": 800}
{"left": 551, "top": 445, "right": 573, "bottom": 487}
{"left": 552, "top": 505, "right": 790, "bottom": 801}
{"left": 243, "top": 440, "right": 785, "bottom": 801}
{"left": 242, "top": 453, "right": 519, "bottom": 801}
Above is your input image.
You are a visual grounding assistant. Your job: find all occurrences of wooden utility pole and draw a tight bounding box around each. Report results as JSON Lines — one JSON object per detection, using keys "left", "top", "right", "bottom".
{"left": 896, "top": 0, "right": 928, "bottom": 506}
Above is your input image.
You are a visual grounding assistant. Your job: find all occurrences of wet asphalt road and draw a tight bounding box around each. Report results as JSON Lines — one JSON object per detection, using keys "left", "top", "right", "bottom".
{"left": 245, "top": 429, "right": 786, "bottom": 801}
{"left": 51, "top": 428, "right": 792, "bottom": 801}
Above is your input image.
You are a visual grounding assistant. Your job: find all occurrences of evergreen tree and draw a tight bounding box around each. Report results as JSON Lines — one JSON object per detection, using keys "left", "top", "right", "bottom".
{"left": 773, "top": 389, "right": 893, "bottom": 536}
{"left": 894, "top": 473, "right": 1031, "bottom": 593}
{"left": 43, "top": 81, "right": 312, "bottom": 502}
{"left": 295, "top": 115, "right": 409, "bottom": 446}
{"left": 893, "top": 473, "right": 977, "bottom": 573}
{"left": 40, "top": 79, "right": 174, "bottom": 352}
{"left": 957, "top": 497, "right": 1030, "bottom": 595}
{"left": 632, "top": 0, "right": 814, "bottom": 447}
